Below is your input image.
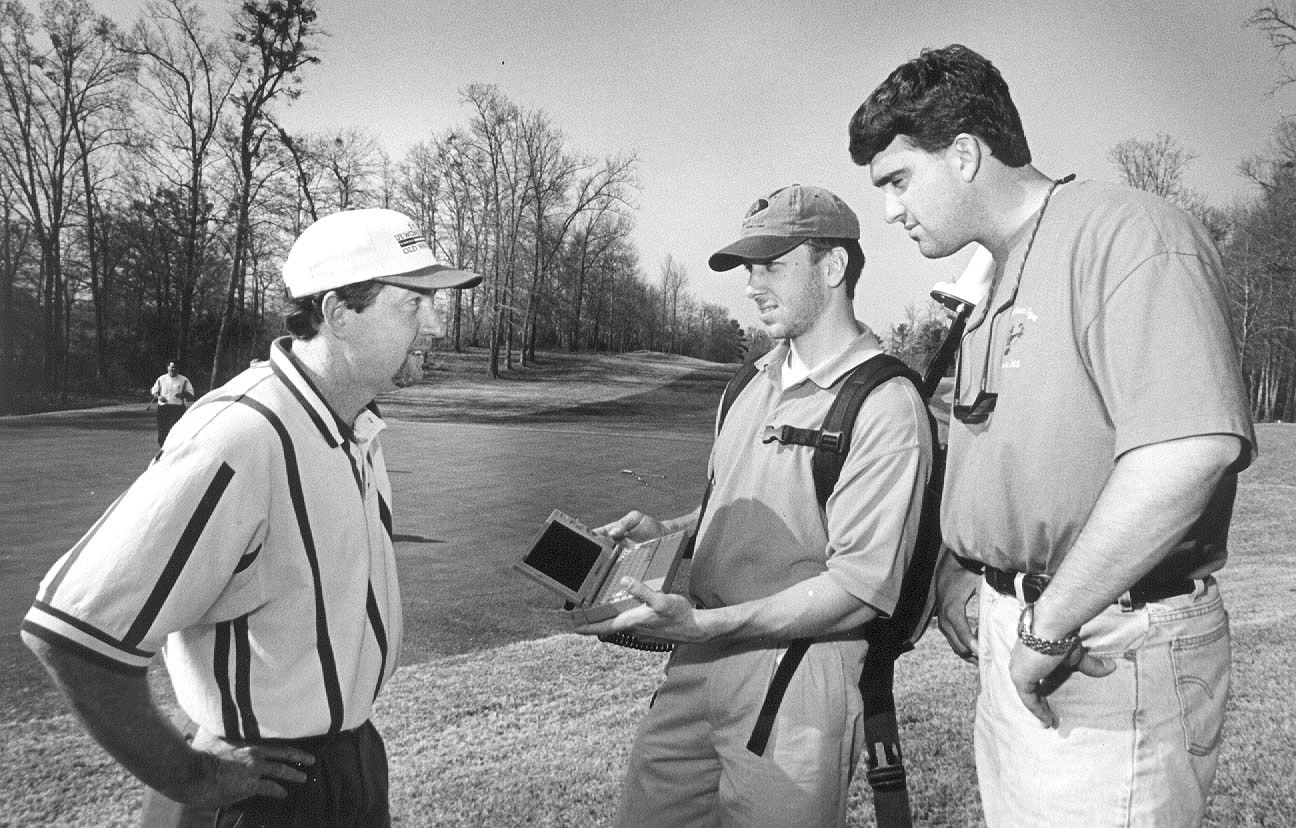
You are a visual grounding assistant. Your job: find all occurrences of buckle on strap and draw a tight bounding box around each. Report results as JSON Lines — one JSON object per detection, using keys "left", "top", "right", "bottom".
{"left": 762, "top": 424, "right": 795, "bottom": 445}
{"left": 760, "top": 425, "right": 847, "bottom": 453}
{"left": 817, "top": 430, "right": 844, "bottom": 453}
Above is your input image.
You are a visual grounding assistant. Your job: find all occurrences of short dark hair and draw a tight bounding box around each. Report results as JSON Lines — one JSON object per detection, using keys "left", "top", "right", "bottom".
{"left": 284, "top": 280, "right": 386, "bottom": 339}
{"left": 806, "top": 238, "right": 865, "bottom": 300}
{"left": 848, "top": 44, "right": 1031, "bottom": 169}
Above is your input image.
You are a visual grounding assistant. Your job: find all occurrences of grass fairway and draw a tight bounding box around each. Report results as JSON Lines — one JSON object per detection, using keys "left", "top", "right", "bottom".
{"left": 2, "top": 350, "right": 1292, "bottom": 826}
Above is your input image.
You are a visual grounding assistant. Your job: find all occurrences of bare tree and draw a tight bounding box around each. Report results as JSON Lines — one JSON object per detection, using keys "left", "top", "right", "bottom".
{"left": 314, "top": 126, "right": 383, "bottom": 211}
{"left": 659, "top": 253, "right": 687, "bottom": 354}
{"left": 0, "top": 162, "right": 32, "bottom": 413}
{"left": 1108, "top": 133, "right": 1226, "bottom": 239}
{"left": 45, "top": 0, "right": 136, "bottom": 391}
{"left": 0, "top": 1, "right": 73, "bottom": 393}
{"left": 1108, "top": 133, "right": 1197, "bottom": 201}
{"left": 518, "top": 107, "right": 637, "bottom": 364}
{"left": 431, "top": 130, "right": 489, "bottom": 350}
{"left": 460, "top": 83, "right": 534, "bottom": 377}
{"left": 1249, "top": 3, "right": 1296, "bottom": 89}
{"left": 210, "top": 0, "right": 319, "bottom": 386}
{"left": 122, "top": 0, "right": 239, "bottom": 364}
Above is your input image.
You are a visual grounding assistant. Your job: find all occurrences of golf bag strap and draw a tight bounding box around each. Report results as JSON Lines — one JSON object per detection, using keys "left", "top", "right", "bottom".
{"left": 746, "top": 638, "right": 813, "bottom": 756}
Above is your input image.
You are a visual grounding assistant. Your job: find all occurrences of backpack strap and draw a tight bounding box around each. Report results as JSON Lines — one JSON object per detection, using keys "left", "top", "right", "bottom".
{"left": 717, "top": 359, "right": 761, "bottom": 434}
{"left": 746, "top": 354, "right": 921, "bottom": 758}
{"left": 810, "top": 354, "right": 921, "bottom": 510}
{"left": 759, "top": 353, "right": 921, "bottom": 509}
{"left": 683, "top": 360, "right": 761, "bottom": 560}
{"left": 745, "top": 638, "right": 812, "bottom": 755}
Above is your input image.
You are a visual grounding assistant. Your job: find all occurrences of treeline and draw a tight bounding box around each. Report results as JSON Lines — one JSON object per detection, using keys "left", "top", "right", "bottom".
{"left": 0, "top": 0, "right": 745, "bottom": 415}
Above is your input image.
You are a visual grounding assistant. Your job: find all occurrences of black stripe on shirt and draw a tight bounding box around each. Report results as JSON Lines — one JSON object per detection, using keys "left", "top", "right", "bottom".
{"left": 233, "top": 614, "right": 259, "bottom": 740}
{"left": 366, "top": 583, "right": 388, "bottom": 702}
{"left": 271, "top": 358, "right": 338, "bottom": 448}
{"left": 378, "top": 492, "right": 392, "bottom": 540}
{"left": 215, "top": 621, "right": 241, "bottom": 739}
{"left": 123, "top": 463, "right": 236, "bottom": 650}
{"left": 20, "top": 620, "right": 149, "bottom": 677}
{"left": 343, "top": 441, "right": 365, "bottom": 497}
{"left": 236, "top": 397, "right": 345, "bottom": 734}
{"left": 30, "top": 600, "right": 152, "bottom": 659}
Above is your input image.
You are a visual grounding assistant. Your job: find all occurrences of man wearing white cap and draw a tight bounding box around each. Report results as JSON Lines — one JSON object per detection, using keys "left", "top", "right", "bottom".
{"left": 21, "top": 208, "right": 481, "bottom": 827}
{"left": 575, "top": 185, "right": 932, "bottom": 827}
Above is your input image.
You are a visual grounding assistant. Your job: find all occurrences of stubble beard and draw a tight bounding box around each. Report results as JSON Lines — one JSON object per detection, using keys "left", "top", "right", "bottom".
{"left": 391, "top": 350, "right": 426, "bottom": 388}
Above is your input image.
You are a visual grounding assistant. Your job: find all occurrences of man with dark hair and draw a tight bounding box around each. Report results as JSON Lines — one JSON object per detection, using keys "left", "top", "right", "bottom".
{"left": 150, "top": 361, "right": 195, "bottom": 446}
{"left": 849, "top": 44, "right": 1255, "bottom": 827}
{"left": 575, "top": 184, "right": 932, "bottom": 828}
{"left": 22, "top": 208, "right": 480, "bottom": 827}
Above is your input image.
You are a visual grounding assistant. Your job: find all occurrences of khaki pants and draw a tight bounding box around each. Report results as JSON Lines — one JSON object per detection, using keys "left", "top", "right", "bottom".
{"left": 616, "top": 637, "right": 867, "bottom": 828}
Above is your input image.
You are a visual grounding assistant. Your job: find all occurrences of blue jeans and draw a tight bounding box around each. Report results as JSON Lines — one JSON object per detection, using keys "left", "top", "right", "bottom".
{"left": 975, "top": 578, "right": 1229, "bottom": 828}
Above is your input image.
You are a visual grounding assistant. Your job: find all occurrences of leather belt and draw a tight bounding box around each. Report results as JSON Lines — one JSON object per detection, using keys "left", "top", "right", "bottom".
{"left": 982, "top": 565, "right": 1196, "bottom": 608}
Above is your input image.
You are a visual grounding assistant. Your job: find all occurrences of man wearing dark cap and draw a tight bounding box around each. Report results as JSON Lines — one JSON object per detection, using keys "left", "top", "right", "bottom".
{"left": 22, "top": 208, "right": 481, "bottom": 827}
{"left": 575, "top": 185, "right": 932, "bottom": 827}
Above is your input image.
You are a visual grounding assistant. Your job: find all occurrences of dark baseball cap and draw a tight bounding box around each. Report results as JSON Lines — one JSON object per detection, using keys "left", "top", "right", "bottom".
{"left": 708, "top": 184, "right": 861, "bottom": 271}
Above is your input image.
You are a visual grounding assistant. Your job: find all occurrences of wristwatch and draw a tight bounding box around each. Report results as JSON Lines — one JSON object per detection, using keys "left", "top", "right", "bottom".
{"left": 1016, "top": 604, "right": 1080, "bottom": 656}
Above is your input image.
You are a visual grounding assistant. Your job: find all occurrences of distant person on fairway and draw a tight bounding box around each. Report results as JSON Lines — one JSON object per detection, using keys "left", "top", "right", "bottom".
{"left": 21, "top": 208, "right": 480, "bottom": 828}
{"left": 574, "top": 185, "right": 932, "bottom": 828}
{"left": 150, "top": 361, "right": 195, "bottom": 446}
{"left": 849, "top": 44, "right": 1256, "bottom": 827}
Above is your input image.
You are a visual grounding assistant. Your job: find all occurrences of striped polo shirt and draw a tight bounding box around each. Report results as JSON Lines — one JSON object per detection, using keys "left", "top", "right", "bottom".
{"left": 23, "top": 337, "right": 402, "bottom": 739}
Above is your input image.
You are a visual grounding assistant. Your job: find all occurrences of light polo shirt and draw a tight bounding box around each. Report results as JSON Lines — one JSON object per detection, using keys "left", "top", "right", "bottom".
{"left": 689, "top": 329, "right": 932, "bottom": 616}
{"left": 943, "top": 180, "right": 1257, "bottom": 578}
{"left": 23, "top": 337, "right": 402, "bottom": 739}
{"left": 151, "top": 372, "right": 194, "bottom": 406}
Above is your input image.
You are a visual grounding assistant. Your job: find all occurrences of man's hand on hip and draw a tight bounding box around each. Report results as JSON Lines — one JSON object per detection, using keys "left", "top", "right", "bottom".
{"left": 171, "top": 728, "right": 317, "bottom": 808}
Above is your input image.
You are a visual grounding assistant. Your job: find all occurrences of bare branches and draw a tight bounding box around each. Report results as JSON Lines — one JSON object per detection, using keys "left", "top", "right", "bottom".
{"left": 1248, "top": 3, "right": 1296, "bottom": 90}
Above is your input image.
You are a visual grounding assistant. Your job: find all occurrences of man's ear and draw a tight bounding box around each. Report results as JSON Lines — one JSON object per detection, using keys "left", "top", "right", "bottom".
{"left": 319, "top": 291, "right": 350, "bottom": 336}
{"left": 823, "top": 246, "right": 848, "bottom": 289}
{"left": 950, "top": 133, "right": 983, "bottom": 183}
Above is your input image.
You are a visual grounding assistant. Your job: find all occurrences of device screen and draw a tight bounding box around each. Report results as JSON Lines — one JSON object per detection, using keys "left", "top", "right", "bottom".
{"left": 522, "top": 521, "right": 603, "bottom": 593}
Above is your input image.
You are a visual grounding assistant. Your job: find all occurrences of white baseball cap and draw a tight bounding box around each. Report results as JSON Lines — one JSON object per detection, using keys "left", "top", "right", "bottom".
{"left": 282, "top": 208, "right": 483, "bottom": 299}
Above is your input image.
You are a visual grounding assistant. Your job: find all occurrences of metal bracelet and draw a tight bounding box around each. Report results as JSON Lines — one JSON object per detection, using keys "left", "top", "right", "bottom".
{"left": 1016, "top": 603, "right": 1080, "bottom": 656}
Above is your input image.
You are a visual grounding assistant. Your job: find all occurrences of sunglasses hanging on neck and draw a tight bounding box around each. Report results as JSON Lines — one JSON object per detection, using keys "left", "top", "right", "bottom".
{"left": 952, "top": 175, "right": 1074, "bottom": 425}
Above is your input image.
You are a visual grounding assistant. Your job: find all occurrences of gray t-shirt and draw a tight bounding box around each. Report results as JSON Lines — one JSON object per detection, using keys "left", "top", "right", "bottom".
{"left": 942, "top": 179, "right": 1256, "bottom": 579}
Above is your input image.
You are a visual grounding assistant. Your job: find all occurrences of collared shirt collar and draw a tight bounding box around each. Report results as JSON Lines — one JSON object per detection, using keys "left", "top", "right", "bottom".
{"left": 268, "top": 337, "right": 386, "bottom": 448}
{"left": 756, "top": 325, "right": 885, "bottom": 391}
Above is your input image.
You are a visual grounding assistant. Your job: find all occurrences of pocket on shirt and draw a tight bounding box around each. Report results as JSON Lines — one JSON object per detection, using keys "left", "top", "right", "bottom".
{"left": 1169, "top": 613, "right": 1230, "bottom": 757}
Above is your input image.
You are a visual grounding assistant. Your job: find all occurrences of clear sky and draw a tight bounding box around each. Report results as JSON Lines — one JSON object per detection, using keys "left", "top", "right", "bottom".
{"left": 109, "top": 0, "right": 1295, "bottom": 334}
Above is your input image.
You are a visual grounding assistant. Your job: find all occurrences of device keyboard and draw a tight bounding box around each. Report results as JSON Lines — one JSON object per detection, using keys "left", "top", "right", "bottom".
{"left": 598, "top": 537, "right": 660, "bottom": 603}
